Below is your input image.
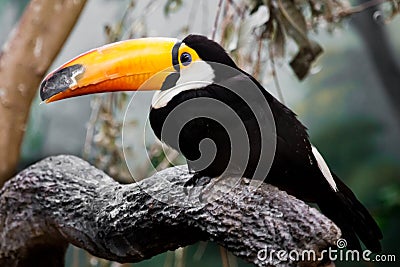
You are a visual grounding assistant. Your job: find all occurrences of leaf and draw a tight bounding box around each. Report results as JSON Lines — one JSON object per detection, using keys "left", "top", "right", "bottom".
{"left": 222, "top": 20, "right": 236, "bottom": 50}
{"left": 275, "top": 0, "right": 323, "bottom": 79}
{"left": 277, "top": 0, "right": 308, "bottom": 46}
{"left": 289, "top": 40, "right": 323, "bottom": 80}
{"left": 237, "top": 5, "right": 270, "bottom": 50}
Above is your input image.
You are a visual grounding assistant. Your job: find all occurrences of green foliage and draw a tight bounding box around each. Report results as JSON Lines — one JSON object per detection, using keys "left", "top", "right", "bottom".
{"left": 263, "top": 0, "right": 325, "bottom": 79}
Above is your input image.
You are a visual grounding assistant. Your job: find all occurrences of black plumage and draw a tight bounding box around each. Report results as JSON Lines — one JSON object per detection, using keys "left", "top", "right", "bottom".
{"left": 150, "top": 35, "right": 382, "bottom": 252}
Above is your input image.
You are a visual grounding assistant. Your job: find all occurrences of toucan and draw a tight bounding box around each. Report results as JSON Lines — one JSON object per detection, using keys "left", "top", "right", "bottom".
{"left": 39, "top": 34, "right": 382, "bottom": 252}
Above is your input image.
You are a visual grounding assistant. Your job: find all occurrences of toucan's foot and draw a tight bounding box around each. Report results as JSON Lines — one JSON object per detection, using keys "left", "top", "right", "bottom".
{"left": 184, "top": 173, "right": 211, "bottom": 187}
{"left": 187, "top": 161, "right": 196, "bottom": 174}
{"left": 183, "top": 173, "right": 211, "bottom": 195}
{"left": 198, "top": 175, "right": 228, "bottom": 202}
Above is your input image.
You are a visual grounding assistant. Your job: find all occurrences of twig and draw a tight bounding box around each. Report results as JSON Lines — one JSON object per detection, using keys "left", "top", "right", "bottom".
{"left": 186, "top": 0, "right": 199, "bottom": 33}
{"left": 72, "top": 246, "right": 79, "bottom": 267}
{"left": 193, "top": 242, "right": 208, "bottom": 261}
{"left": 252, "top": 36, "right": 264, "bottom": 80}
{"left": 340, "top": 0, "right": 391, "bottom": 16}
{"left": 83, "top": 0, "right": 135, "bottom": 161}
{"left": 163, "top": 251, "right": 174, "bottom": 267}
{"left": 269, "top": 45, "right": 285, "bottom": 105}
{"left": 174, "top": 247, "right": 186, "bottom": 267}
{"left": 226, "top": 0, "right": 245, "bottom": 17}
{"left": 219, "top": 6, "right": 235, "bottom": 47}
{"left": 112, "top": 0, "right": 136, "bottom": 41}
{"left": 219, "top": 246, "right": 230, "bottom": 267}
{"left": 82, "top": 96, "right": 101, "bottom": 160}
{"left": 228, "top": 252, "right": 238, "bottom": 267}
{"left": 126, "top": 0, "right": 161, "bottom": 38}
{"left": 211, "top": 0, "right": 225, "bottom": 40}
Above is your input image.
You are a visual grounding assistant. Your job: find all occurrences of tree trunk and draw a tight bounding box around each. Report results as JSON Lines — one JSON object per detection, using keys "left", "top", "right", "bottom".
{"left": 0, "top": 0, "right": 88, "bottom": 187}
{"left": 352, "top": 1, "right": 400, "bottom": 121}
{"left": 0, "top": 155, "right": 340, "bottom": 267}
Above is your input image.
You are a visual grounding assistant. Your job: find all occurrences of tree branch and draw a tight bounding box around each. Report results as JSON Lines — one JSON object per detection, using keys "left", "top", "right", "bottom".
{"left": 0, "top": 0, "right": 87, "bottom": 186}
{"left": 0, "top": 155, "right": 340, "bottom": 267}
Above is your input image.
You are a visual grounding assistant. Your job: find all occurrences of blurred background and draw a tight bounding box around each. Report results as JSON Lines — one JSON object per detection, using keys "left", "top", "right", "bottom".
{"left": 0, "top": 0, "right": 399, "bottom": 266}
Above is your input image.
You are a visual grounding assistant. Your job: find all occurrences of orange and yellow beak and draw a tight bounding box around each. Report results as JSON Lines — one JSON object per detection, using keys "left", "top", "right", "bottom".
{"left": 40, "top": 38, "right": 179, "bottom": 103}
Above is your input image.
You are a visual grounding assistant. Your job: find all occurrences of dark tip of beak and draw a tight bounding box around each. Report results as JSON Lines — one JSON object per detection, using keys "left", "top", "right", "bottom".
{"left": 40, "top": 64, "right": 85, "bottom": 101}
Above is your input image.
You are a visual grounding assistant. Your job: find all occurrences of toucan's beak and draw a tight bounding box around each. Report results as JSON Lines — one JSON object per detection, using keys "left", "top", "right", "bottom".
{"left": 40, "top": 38, "right": 178, "bottom": 103}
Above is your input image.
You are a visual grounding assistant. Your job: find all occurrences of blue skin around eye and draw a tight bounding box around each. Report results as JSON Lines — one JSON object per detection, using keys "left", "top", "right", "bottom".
{"left": 180, "top": 53, "right": 192, "bottom": 66}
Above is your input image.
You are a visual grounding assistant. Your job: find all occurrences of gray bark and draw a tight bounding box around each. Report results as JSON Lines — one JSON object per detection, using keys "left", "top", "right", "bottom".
{"left": 0, "top": 155, "right": 340, "bottom": 267}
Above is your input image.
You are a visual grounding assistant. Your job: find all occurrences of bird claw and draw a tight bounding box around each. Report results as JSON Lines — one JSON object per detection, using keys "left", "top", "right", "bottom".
{"left": 183, "top": 174, "right": 229, "bottom": 203}
{"left": 198, "top": 176, "right": 226, "bottom": 202}
{"left": 183, "top": 173, "right": 212, "bottom": 196}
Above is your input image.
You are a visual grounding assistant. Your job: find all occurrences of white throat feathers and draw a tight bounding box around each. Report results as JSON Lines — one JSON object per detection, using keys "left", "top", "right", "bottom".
{"left": 151, "top": 61, "right": 215, "bottom": 109}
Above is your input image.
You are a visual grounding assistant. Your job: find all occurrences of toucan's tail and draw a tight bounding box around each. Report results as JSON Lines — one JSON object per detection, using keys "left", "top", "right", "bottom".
{"left": 318, "top": 174, "right": 382, "bottom": 252}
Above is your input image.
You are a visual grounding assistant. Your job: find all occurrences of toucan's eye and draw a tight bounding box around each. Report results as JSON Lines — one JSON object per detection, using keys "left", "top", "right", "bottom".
{"left": 180, "top": 52, "right": 192, "bottom": 66}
